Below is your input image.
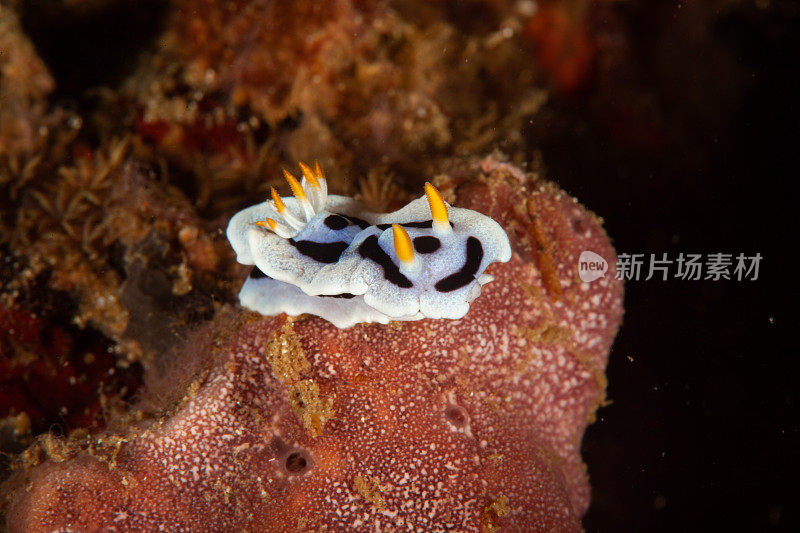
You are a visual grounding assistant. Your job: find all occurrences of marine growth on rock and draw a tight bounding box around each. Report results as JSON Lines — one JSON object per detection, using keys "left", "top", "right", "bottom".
{"left": 3, "top": 161, "right": 623, "bottom": 532}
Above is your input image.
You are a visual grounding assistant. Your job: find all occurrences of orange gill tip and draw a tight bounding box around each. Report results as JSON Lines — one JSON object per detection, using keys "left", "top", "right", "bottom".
{"left": 298, "top": 162, "right": 320, "bottom": 188}
{"left": 270, "top": 187, "right": 286, "bottom": 213}
{"left": 255, "top": 219, "right": 277, "bottom": 230}
{"left": 314, "top": 160, "right": 325, "bottom": 181}
{"left": 424, "top": 182, "right": 449, "bottom": 226}
{"left": 282, "top": 168, "right": 308, "bottom": 201}
{"left": 392, "top": 224, "right": 415, "bottom": 264}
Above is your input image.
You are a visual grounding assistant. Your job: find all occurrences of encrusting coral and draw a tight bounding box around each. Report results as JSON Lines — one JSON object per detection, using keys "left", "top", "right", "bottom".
{"left": 128, "top": 0, "right": 547, "bottom": 214}
{"left": 3, "top": 0, "right": 548, "bottom": 357}
{"left": 0, "top": 4, "right": 54, "bottom": 166}
{"left": 2, "top": 161, "right": 623, "bottom": 531}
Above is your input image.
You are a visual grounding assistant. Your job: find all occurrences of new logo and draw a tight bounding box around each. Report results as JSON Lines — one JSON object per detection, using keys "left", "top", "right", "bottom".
{"left": 578, "top": 251, "right": 608, "bottom": 282}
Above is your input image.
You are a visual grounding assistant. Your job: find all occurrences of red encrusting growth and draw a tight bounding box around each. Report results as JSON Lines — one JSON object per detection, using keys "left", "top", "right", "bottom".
{"left": 0, "top": 305, "right": 142, "bottom": 435}
{"left": 3, "top": 162, "right": 623, "bottom": 531}
{"left": 522, "top": 2, "right": 596, "bottom": 95}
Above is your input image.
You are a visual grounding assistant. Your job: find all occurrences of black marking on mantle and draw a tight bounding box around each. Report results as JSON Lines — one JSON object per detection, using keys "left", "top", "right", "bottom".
{"left": 319, "top": 292, "right": 357, "bottom": 299}
{"left": 338, "top": 215, "right": 454, "bottom": 232}
{"left": 342, "top": 215, "right": 371, "bottom": 229}
{"left": 289, "top": 239, "right": 348, "bottom": 264}
{"left": 413, "top": 236, "right": 441, "bottom": 254}
{"left": 434, "top": 237, "right": 483, "bottom": 292}
{"left": 323, "top": 214, "right": 350, "bottom": 231}
{"left": 357, "top": 235, "right": 413, "bottom": 288}
{"left": 374, "top": 220, "right": 454, "bottom": 231}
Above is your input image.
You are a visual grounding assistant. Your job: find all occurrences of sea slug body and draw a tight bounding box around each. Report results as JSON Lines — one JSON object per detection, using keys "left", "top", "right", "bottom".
{"left": 226, "top": 163, "right": 511, "bottom": 327}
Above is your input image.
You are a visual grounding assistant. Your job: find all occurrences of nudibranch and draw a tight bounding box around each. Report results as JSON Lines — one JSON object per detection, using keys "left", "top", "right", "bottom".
{"left": 226, "top": 162, "right": 511, "bottom": 328}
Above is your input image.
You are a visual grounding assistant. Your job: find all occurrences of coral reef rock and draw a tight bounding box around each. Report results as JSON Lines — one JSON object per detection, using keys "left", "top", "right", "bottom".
{"left": 2, "top": 160, "right": 623, "bottom": 532}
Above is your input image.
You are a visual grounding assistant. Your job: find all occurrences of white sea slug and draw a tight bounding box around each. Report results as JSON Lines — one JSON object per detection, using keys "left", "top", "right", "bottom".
{"left": 226, "top": 162, "right": 512, "bottom": 328}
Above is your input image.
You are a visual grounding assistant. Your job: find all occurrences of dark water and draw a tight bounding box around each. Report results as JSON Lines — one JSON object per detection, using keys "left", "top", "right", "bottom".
{"left": 532, "top": 2, "right": 797, "bottom": 531}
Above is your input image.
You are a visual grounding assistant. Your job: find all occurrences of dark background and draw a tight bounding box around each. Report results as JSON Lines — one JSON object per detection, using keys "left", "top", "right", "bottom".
{"left": 14, "top": 0, "right": 798, "bottom": 530}
{"left": 529, "top": 2, "right": 797, "bottom": 531}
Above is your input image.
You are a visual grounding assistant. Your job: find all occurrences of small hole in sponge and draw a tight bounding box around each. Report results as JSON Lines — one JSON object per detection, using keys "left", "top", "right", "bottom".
{"left": 571, "top": 216, "right": 588, "bottom": 235}
{"left": 284, "top": 451, "right": 310, "bottom": 474}
{"left": 445, "top": 404, "right": 469, "bottom": 427}
{"left": 271, "top": 436, "right": 313, "bottom": 475}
